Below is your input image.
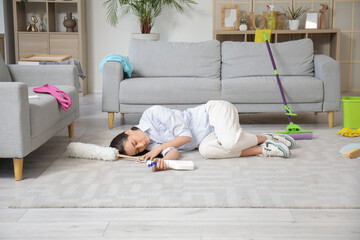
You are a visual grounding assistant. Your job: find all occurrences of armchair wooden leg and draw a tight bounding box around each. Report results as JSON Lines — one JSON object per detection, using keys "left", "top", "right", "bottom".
{"left": 13, "top": 158, "right": 23, "bottom": 181}
{"left": 68, "top": 121, "right": 75, "bottom": 137}
{"left": 328, "top": 111, "right": 334, "bottom": 128}
{"left": 108, "top": 112, "right": 114, "bottom": 129}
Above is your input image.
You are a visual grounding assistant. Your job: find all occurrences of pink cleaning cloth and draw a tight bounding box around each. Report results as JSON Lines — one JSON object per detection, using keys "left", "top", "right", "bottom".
{"left": 33, "top": 84, "right": 72, "bottom": 112}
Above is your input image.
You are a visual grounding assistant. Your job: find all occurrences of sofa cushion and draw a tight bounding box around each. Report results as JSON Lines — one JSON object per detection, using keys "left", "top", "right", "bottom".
{"left": 222, "top": 39, "right": 314, "bottom": 78}
{"left": 120, "top": 77, "right": 221, "bottom": 104}
{"left": 0, "top": 55, "right": 12, "bottom": 82}
{"left": 221, "top": 76, "right": 323, "bottom": 104}
{"left": 129, "top": 39, "right": 221, "bottom": 78}
{"left": 28, "top": 85, "right": 78, "bottom": 138}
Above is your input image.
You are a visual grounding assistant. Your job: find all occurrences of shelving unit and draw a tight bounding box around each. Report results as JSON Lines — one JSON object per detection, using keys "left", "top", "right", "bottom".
{"left": 213, "top": 0, "right": 360, "bottom": 92}
{"left": 214, "top": 29, "right": 340, "bottom": 60}
{"left": 13, "top": 0, "right": 88, "bottom": 95}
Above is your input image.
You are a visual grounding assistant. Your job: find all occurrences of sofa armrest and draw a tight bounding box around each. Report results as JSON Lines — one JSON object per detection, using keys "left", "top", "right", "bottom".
{"left": 0, "top": 82, "right": 31, "bottom": 158}
{"left": 7, "top": 65, "right": 78, "bottom": 89}
{"left": 314, "top": 54, "right": 341, "bottom": 111}
{"left": 102, "top": 62, "right": 124, "bottom": 112}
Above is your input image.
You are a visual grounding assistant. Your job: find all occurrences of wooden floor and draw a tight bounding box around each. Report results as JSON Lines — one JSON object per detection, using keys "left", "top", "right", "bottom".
{"left": 0, "top": 94, "right": 359, "bottom": 239}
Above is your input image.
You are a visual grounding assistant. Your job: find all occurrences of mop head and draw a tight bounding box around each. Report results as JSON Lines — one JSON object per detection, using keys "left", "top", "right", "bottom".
{"left": 278, "top": 122, "right": 313, "bottom": 140}
{"left": 66, "top": 142, "right": 118, "bottom": 161}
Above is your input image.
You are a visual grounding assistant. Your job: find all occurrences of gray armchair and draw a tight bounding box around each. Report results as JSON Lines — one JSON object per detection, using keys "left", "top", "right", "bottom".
{"left": 0, "top": 57, "right": 79, "bottom": 180}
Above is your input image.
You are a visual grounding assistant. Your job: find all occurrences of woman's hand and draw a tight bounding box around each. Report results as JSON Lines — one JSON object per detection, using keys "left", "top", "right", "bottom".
{"left": 152, "top": 158, "right": 167, "bottom": 172}
{"left": 142, "top": 145, "right": 164, "bottom": 161}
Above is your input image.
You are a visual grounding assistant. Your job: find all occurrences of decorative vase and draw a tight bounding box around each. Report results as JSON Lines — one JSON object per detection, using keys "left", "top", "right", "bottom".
{"left": 39, "top": 21, "right": 46, "bottom": 32}
{"left": 239, "top": 23, "right": 247, "bottom": 31}
{"left": 131, "top": 33, "right": 160, "bottom": 41}
{"left": 63, "top": 12, "right": 76, "bottom": 32}
{"left": 39, "top": 11, "right": 46, "bottom": 32}
{"left": 289, "top": 19, "right": 299, "bottom": 30}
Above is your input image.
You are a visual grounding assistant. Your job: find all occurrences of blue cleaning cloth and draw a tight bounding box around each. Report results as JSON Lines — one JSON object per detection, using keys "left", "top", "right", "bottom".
{"left": 99, "top": 54, "right": 133, "bottom": 78}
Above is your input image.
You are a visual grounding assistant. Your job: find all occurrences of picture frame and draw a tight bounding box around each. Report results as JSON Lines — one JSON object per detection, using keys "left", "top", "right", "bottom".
{"left": 305, "top": 11, "right": 319, "bottom": 29}
{"left": 221, "top": 5, "right": 240, "bottom": 31}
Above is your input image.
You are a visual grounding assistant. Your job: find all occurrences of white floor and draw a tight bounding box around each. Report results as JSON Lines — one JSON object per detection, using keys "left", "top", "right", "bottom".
{"left": 0, "top": 94, "right": 360, "bottom": 239}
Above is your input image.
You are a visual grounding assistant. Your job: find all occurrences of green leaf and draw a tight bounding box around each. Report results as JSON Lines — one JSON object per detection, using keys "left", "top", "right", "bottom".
{"left": 103, "top": 0, "right": 197, "bottom": 32}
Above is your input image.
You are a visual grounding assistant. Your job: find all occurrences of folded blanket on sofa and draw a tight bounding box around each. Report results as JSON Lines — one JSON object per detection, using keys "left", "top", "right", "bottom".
{"left": 99, "top": 54, "right": 133, "bottom": 78}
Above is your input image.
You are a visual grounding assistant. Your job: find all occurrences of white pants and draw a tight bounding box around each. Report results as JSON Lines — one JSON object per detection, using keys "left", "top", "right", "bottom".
{"left": 199, "top": 100, "right": 258, "bottom": 159}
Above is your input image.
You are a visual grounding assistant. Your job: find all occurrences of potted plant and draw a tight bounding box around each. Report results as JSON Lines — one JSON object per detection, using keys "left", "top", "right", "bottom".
{"left": 104, "top": 0, "right": 197, "bottom": 40}
{"left": 283, "top": 4, "right": 309, "bottom": 30}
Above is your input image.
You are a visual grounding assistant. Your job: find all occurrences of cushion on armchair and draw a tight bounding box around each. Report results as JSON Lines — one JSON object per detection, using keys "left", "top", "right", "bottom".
{"left": 0, "top": 56, "right": 12, "bottom": 82}
{"left": 28, "top": 85, "right": 78, "bottom": 138}
{"left": 222, "top": 38, "right": 315, "bottom": 78}
{"left": 129, "top": 39, "right": 221, "bottom": 78}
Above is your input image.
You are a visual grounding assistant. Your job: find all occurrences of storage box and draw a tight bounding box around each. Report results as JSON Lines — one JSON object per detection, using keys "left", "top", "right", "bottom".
{"left": 342, "top": 97, "right": 360, "bottom": 128}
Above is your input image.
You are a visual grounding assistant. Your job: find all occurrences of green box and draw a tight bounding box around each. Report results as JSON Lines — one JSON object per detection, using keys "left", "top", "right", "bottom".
{"left": 342, "top": 97, "right": 360, "bottom": 128}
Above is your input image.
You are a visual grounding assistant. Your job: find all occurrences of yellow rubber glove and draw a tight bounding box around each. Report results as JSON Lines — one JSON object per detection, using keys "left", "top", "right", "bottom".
{"left": 337, "top": 128, "right": 360, "bottom": 137}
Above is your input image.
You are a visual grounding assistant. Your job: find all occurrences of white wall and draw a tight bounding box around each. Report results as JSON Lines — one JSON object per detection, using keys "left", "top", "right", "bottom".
{"left": 87, "top": 0, "right": 213, "bottom": 93}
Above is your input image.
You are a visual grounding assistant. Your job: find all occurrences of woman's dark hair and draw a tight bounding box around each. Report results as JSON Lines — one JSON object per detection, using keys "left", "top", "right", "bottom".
{"left": 110, "top": 126, "right": 139, "bottom": 154}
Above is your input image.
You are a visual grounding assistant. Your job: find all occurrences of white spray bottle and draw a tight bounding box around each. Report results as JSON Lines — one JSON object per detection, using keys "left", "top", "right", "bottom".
{"left": 147, "top": 160, "right": 194, "bottom": 171}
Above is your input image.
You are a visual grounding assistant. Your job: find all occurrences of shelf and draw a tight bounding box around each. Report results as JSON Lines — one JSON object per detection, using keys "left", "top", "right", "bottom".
{"left": 214, "top": 29, "right": 340, "bottom": 61}
{"left": 13, "top": 0, "right": 87, "bottom": 95}
{"left": 15, "top": 0, "right": 78, "bottom": 33}
{"left": 47, "top": 31, "right": 79, "bottom": 34}
{"left": 15, "top": 1, "right": 46, "bottom": 32}
{"left": 214, "top": 29, "right": 340, "bottom": 35}
{"left": 48, "top": 1, "right": 78, "bottom": 32}
{"left": 17, "top": 31, "right": 78, "bottom": 35}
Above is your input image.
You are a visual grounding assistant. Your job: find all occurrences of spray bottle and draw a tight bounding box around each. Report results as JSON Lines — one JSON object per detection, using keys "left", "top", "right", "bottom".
{"left": 147, "top": 160, "right": 194, "bottom": 171}
{"left": 267, "top": 4, "right": 276, "bottom": 30}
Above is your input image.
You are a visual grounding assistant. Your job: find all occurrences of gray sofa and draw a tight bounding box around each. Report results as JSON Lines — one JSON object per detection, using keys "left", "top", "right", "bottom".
{"left": 102, "top": 38, "right": 340, "bottom": 128}
{"left": 0, "top": 56, "right": 79, "bottom": 180}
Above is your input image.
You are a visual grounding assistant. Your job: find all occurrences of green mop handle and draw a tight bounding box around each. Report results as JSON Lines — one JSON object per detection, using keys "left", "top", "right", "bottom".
{"left": 263, "top": 32, "right": 296, "bottom": 123}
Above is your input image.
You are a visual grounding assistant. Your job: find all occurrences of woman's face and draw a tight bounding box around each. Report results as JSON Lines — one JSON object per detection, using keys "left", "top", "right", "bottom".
{"left": 123, "top": 129, "right": 150, "bottom": 156}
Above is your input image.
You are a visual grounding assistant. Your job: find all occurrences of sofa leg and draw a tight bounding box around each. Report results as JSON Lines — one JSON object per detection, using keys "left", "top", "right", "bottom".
{"left": 328, "top": 111, "right": 334, "bottom": 128}
{"left": 108, "top": 112, "right": 114, "bottom": 129}
{"left": 68, "top": 121, "right": 75, "bottom": 137}
{"left": 13, "top": 158, "right": 23, "bottom": 181}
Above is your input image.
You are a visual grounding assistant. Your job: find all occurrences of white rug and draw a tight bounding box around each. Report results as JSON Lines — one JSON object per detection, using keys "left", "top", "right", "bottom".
{"left": 10, "top": 125, "right": 360, "bottom": 208}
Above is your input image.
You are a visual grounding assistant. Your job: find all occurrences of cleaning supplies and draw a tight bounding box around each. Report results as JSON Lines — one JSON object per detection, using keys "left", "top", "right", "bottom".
{"left": 66, "top": 142, "right": 145, "bottom": 161}
{"left": 255, "top": 29, "right": 271, "bottom": 43}
{"left": 147, "top": 160, "right": 195, "bottom": 171}
{"left": 66, "top": 142, "right": 196, "bottom": 171}
{"left": 339, "top": 143, "right": 360, "bottom": 159}
{"left": 33, "top": 84, "right": 72, "bottom": 112}
{"left": 258, "top": 31, "right": 313, "bottom": 140}
{"left": 341, "top": 148, "right": 360, "bottom": 159}
{"left": 267, "top": 5, "right": 276, "bottom": 30}
{"left": 337, "top": 128, "right": 360, "bottom": 137}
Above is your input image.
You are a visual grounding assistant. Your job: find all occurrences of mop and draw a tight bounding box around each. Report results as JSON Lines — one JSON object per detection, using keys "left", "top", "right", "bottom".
{"left": 66, "top": 142, "right": 194, "bottom": 170}
{"left": 257, "top": 30, "right": 313, "bottom": 140}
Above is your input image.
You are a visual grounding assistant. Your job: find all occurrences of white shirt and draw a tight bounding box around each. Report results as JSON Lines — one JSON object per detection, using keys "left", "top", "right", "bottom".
{"left": 136, "top": 105, "right": 214, "bottom": 156}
